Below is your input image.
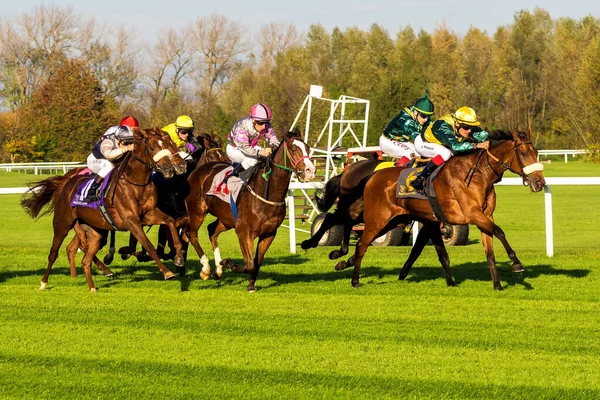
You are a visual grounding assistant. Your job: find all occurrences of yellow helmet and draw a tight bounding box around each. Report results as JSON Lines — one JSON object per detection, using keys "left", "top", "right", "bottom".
{"left": 175, "top": 115, "right": 194, "bottom": 129}
{"left": 453, "top": 107, "right": 480, "bottom": 126}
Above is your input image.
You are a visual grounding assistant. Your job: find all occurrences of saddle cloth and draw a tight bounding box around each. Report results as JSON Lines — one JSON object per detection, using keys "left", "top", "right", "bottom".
{"left": 70, "top": 170, "right": 113, "bottom": 209}
{"left": 206, "top": 166, "right": 244, "bottom": 204}
{"left": 395, "top": 165, "right": 447, "bottom": 222}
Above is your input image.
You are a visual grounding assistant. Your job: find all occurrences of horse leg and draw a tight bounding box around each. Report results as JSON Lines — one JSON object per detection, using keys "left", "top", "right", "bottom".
{"left": 227, "top": 229, "right": 255, "bottom": 276}
{"left": 119, "top": 233, "right": 138, "bottom": 260}
{"left": 66, "top": 235, "right": 79, "bottom": 278}
{"left": 472, "top": 213, "right": 505, "bottom": 290}
{"left": 427, "top": 222, "right": 455, "bottom": 286}
{"left": 126, "top": 221, "right": 176, "bottom": 280}
{"left": 329, "top": 220, "right": 352, "bottom": 260}
{"left": 186, "top": 206, "right": 211, "bottom": 280}
{"left": 300, "top": 211, "right": 340, "bottom": 250}
{"left": 141, "top": 209, "right": 185, "bottom": 269}
{"left": 399, "top": 222, "right": 432, "bottom": 280}
{"left": 40, "top": 219, "right": 73, "bottom": 290}
{"left": 246, "top": 233, "right": 277, "bottom": 293}
{"left": 208, "top": 219, "right": 231, "bottom": 280}
{"left": 80, "top": 229, "right": 104, "bottom": 292}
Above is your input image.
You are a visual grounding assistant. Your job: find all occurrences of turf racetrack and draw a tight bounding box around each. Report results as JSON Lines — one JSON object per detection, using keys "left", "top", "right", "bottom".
{"left": 1, "top": 165, "right": 599, "bottom": 399}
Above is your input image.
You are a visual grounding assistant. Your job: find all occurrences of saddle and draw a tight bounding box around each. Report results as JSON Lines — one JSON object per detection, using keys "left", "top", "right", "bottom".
{"left": 395, "top": 165, "right": 448, "bottom": 222}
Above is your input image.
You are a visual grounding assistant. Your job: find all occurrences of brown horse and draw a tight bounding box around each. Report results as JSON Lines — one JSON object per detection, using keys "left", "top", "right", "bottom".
{"left": 185, "top": 131, "right": 316, "bottom": 292}
{"left": 20, "top": 127, "right": 187, "bottom": 291}
{"left": 117, "top": 132, "right": 229, "bottom": 265}
{"left": 301, "top": 159, "right": 387, "bottom": 259}
{"left": 336, "top": 129, "right": 546, "bottom": 290}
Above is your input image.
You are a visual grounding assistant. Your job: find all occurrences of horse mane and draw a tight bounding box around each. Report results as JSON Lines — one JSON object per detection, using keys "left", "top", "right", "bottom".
{"left": 244, "top": 130, "right": 302, "bottom": 182}
{"left": 487, "top": 129, "right": 528, "bottom": 147}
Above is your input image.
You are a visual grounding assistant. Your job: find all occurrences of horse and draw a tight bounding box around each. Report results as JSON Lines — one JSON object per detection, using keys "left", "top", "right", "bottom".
{"left": 20, "top": 127, "right": 188, "bottom": 291}
{"left": 117, "top": 132, "right": 229, "bottom": 265}
{"left": 185, "top": 130, "right": 316, "bottom": 292}
{"left": 300, "top": 159, "right": 387, "bottom": 259}
{"left": 335, "top": 129, "right": 546, "bottom": 290}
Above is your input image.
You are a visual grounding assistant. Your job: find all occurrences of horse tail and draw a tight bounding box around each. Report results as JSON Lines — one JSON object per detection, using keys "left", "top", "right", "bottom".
{"left": 315, "top": 174, "right": 342, "bottom": 212}
{"left": 20, "top": 175, "right": 67, "bottom": 219}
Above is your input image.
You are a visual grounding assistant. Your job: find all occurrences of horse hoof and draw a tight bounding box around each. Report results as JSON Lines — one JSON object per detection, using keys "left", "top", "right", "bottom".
{"left": 512, "top": 264, "right": 525, "bottom": 273}
{"left": 39, "top": 282, "right": 47, "bottom": 291}
{"left": 447, "top": 280, "right": 457, "bottom": 287}
{"left": 300, "top": 240, "right": 313, "bottom": 250}
{"left": 334, "top": 261, "right": 347, "bottom": 271}
{"left": 176, "top": 266, "right": 186, "bottom": 276}
{"left": 247, "top": 287, "right": 256, "bottom": 293}
{"left": 200, "top": 270, "right": 210, "bottom": 281}
{"left": 494, "top": 284, "right": 504, "bottom": 291}
{"left": 136, "top": 253, "right": 153, "bottom": 263}
{"left": 103, "top": 253, "right": 114, "bottom": 265}
{"left": 329, "top": 250, "right": 341, "bottom": 260}
{"left": 398, "top": 274, "right": 407, "bottom": 281}
{"left": 351, "top": 280, "right": 360, "bottom": 288}
{"left": 212, "top": 271, "right": 222, "bottom": 280}
{"left": 173, "top": 256, "right": 185, "bottom": 267}
{"left": 120, "top": 254, "right": 131, "bottom": 260}
{"left": 164, "top": 272, "right": 176, "bottom": 280}
{"left": 90, "top": 287, "right": 98, "bottom": 292}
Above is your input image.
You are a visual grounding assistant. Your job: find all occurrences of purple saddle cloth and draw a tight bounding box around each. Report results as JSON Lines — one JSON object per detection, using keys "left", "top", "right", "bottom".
{"left": 70, "top": 170, "right": 113, "bottom": 209}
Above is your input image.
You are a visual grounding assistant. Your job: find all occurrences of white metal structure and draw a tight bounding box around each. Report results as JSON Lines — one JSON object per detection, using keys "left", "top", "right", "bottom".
{"left": 290, "top": 85, "right": 370, "bottom": 181}
{"left": 0, "top": 161, "right": 84, "bottom": 174}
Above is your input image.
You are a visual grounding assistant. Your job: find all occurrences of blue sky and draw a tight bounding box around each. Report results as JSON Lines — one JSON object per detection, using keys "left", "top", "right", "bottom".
{"left": 2, "top": 0, "right": 598, "bottom": 43}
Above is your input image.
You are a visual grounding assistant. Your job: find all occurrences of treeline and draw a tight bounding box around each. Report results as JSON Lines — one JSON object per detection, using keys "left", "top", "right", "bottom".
{"left": 1, "top": 4, "right": 599, "bottom": 162}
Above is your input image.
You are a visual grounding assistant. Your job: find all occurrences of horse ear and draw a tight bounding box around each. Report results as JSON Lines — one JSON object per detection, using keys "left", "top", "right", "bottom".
{"left": 524, "top": 127, "right": 531, "bottom": 139}
{"left": 287, "top": 127, "right": 301, "bottom": 139}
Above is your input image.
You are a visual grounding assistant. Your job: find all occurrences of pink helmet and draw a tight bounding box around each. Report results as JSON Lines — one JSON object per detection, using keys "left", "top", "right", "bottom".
{"left": 250, "top": 103, "right": 272, "bottom": 122}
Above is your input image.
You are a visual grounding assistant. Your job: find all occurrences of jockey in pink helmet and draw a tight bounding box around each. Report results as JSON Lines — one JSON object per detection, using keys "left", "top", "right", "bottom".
{"left": 226, "top": 103, "right": 280, "bottom": 172}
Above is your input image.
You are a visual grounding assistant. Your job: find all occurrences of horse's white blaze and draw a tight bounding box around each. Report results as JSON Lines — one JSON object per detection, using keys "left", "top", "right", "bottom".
{"left": 523, "top": 162, "right": 544, "bottom": 175}
{"left": 292, "top": 139, "right": 316, "bottom": 181}
{"left": 152, "top": 149, "right": 173, "bottom": 162}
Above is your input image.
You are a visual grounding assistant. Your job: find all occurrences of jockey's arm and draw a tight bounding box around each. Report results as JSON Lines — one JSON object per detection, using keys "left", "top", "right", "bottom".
{"left": 100, "top": 139, "right": 129, "bottom": 160}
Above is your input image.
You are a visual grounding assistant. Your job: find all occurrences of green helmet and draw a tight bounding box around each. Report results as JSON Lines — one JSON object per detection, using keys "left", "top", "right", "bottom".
{"left": 414, "top": 94, "right": 434, "bottom": 115}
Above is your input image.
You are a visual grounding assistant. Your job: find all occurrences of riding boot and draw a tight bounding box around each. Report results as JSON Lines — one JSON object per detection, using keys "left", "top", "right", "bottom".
{"left": 84, "top": 175, "right": 104, "bottom": 202}
{"left": 411, "top": 161, "right": 438, "bottom": 193}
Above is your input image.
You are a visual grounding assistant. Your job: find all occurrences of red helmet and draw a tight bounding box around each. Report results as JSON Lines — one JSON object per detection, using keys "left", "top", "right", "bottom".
{"left": 250, "top": 103, "right": 272, "bottom": 122}
{"left": 120, "top": 116, "right": 139, "bottom": 128}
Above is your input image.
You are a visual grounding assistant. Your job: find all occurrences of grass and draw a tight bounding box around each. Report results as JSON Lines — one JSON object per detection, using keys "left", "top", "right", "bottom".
{"left": 1, "top": 164, "right": 600, "bottom": 399}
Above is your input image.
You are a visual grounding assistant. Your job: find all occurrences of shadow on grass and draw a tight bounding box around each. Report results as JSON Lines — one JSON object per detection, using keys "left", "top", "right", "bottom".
{"left": 0, "top": 255, "right": 590, "bottom": 292}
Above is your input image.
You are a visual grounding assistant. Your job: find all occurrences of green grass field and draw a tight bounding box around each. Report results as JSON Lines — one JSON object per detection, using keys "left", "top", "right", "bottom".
{"left": 1, "top": 163, "right": 600, "bottom": 399}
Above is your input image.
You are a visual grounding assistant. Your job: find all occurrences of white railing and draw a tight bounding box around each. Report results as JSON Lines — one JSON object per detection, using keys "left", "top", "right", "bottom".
{"left": 285, "top": 177, "right": 600, "bottom": 257}
{"left": 0, "top": 162, "right": 85, "bottom": 175}
{"left": 538, "top": 149, "right": 587, "bottom": 163}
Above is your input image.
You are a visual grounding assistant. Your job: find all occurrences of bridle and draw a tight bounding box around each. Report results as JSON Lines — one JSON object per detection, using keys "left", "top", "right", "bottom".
{"left": 485, "top": 140, "right": 544, "bottom": 186}
{"left": 272, "top": 137, "right": 311, "bottom": 180}
{"left": 121, "top": 135, "right": 175, "bottom": 186}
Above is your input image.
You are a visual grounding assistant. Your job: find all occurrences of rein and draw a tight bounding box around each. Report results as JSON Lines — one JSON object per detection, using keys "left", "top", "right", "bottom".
{"left": 484, "top": 140, "right": 543, "bottom": 186}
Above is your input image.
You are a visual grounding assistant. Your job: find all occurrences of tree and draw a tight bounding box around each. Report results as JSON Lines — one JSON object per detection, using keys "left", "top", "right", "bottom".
{"left": 18, "top": 60, "right": 117, "bottom": 161}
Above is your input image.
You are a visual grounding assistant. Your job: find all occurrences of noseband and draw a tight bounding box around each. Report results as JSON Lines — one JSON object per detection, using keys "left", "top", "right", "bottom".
{"left": 486, "top": 140, "right": 544, "bottom": 185}
{"left": 273, "top": 138, "right": 311, "bottom": 178}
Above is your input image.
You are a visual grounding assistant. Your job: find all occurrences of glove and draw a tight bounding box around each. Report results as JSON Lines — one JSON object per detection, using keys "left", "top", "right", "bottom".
{"left": 260, "top": 147, "right": 273, "bottom": 157}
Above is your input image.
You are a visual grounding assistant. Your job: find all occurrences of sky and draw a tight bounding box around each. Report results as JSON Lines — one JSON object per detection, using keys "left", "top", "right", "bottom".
{"left": 2, "top": 0, "right": 599, "bottom": 44}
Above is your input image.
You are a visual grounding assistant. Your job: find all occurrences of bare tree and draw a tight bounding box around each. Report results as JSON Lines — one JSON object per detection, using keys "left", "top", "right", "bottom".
{"left": 187, "top": 14, "right": 250, "bottom": 100}
{"left": 257, "top": 22, "right": 303, "bottom": 65}
{"left": 142, "top": 27, "right": 193, "bottom": 112}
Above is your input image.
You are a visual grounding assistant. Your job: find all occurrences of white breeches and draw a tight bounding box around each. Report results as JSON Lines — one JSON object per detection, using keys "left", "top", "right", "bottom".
{"left": 86, "top": 154, "right": 115, "bottom": 178}
{"left": 414, "top": 136, "right": 454, "bottom": 162}
{"left": 226, "top": 144, "right": 262, "bottom": 169}
{"left": 379, "top": 135, "right": 417, "bottom": 159}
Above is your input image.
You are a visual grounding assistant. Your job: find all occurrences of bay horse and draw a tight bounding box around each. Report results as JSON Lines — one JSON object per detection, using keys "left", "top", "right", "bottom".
{"left": 336, "top": 129, "right": 546, "bottom": 290}
{"left": 20, "top": 127, "right": 187, "bottom": 291}
{"left": 117, "top": 132, "right": 228, "bottom": 265}
{"left": 185, "top": 130, "right": 316, "bottom": 292}
{"left": 301, "top": 159, "right": 387, "bottom": 259}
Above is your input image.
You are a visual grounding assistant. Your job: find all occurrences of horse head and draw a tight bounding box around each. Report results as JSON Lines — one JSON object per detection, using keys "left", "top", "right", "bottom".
{"left": 488, "top": 129, "right": 545, "bottom": 192}
{"left": 280, "top": 130, "right": 316, "bottom": 182}
{"left": 133, "top": 128, "right": 185, "bottom": 179}
{"left": 198, "top": 133, "right": 228, "bottom": 164}
{"left": 510, "top": 129, "right": 545, "bottom": 192}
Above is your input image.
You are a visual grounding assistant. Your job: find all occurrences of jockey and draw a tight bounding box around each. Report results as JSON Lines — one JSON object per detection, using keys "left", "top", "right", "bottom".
{"left": 380, "top": 94, "right": 434, "bottom": 166}
{"left": 226, "top": 103, "right": 280, "bottom": 174}
{"left": 85, "top": 124, "right": 136, "bottom": 202}
{"left": 162, "top": 115, "right": 203, "bottom": 161}
{"left": 412, "top": 106, "right": 490, "bottom": 193}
